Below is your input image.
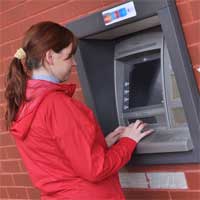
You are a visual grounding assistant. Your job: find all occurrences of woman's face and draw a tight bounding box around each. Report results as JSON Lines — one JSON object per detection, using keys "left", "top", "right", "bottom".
{"left": 48, "top": 43, "right": 76, "bottom": 82}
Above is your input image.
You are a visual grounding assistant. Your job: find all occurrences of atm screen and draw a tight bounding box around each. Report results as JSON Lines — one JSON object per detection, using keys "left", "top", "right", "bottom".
{"left": 129, "top": 58, "right": 162, "bottom": 109}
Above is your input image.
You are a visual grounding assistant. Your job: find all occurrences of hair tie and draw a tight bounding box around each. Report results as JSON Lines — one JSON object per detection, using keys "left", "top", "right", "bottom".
{"left": 14, "top": 48, "right": 26, "bottom": 60}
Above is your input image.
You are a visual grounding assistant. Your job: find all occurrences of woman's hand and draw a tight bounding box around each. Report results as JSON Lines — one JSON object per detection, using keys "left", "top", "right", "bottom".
{"left": 105, "top": 126, "right": 126, "bottom": 148}
{"left": 120, "top": 120, "right": 154, "bottom": 143}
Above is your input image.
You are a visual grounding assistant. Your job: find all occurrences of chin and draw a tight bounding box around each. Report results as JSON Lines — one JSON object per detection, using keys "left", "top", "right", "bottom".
{"left": 61, "top": 76, "right": 69, "bottom": 83}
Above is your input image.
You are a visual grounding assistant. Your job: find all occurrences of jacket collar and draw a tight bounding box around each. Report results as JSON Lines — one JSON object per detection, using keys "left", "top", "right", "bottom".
{"left": 11, "top": 79, "right": 76, "bottom": 140}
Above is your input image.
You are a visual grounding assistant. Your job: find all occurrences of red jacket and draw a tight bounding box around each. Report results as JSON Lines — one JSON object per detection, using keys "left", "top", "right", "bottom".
{"left": 11, "top": 80, "right": 137, "bottom": 200}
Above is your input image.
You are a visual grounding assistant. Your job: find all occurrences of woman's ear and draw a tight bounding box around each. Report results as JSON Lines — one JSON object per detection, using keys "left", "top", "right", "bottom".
{"left": 44, "top": 49, "right": 54, "bottom": 65}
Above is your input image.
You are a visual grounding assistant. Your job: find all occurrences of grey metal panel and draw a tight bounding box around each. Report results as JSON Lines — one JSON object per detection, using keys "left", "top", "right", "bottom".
{"left": 114, "top": 60, "right": 125, "bottom": 125}
{"left": 163, "top": 39, "right": 187, "bottom": 128}
{"left": 114, "top": 30, "right": 163, "bottom": 58}
{"left": 86, "top": 16, "right": 160, "bottom": 40}
{"left": 123, "top": 106, "right": 165, "bottom": 118}
{"left": 74, "top": 48, "right": 97, "bottom": 113}
{"left": 158, "top": 2, "right": 200, "bottom": 162}
{"left": 66, "top": 0, "right": 172, "bottom": 38}
{"left": 136, "top": 131, "right": 193, "bottom": 154}
{"left": 77, "top": 40, "right": 118, "bottom": 134}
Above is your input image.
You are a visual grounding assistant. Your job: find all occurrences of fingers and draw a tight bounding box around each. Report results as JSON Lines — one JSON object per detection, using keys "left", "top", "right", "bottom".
{"left": 108, "top": 128, "right": 124, "bottom": 138}
{"left": 112, "top": 126, "right": 126, "bottom": 136}
{"left": 129, "top": 120, "right": 143, "bottom": 129}
{"left": 114, "top": 126, "right": 126, "bottom": 132}
{"left": 118, "top": 119, "right": 155, "bottom": 143}
{"left": 117, "top": 121, "right": 145, "bottom": 132}
{"left": 111, "top": 131, "right": 122, "bottom": 137}
{"left": 140, "top": 129, "right": 154, "bottom": 138}
{"left": 131, "top": 120, "right": 154, "bottom": 137}
{"left": 137, "top": 123, "right": 148, "bottom": 132}
{"left": 133, "top": 128, "right": 154, "bottom": 143}
{"left": 129, "top": 120, "right": 150, "bottom": 132}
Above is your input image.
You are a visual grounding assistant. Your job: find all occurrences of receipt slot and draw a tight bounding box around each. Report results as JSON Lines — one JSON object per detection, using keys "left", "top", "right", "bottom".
{"left": 66, "top": 0, "right": 200, "bottom": 165}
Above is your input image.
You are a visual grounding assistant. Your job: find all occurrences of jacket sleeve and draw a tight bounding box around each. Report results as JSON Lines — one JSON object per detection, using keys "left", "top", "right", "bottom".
{"left": 46, "top": 92, "right": 137, "bottom": 183}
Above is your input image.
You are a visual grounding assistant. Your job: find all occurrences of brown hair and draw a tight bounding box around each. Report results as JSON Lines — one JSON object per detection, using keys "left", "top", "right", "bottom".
{"left": 5, "top": 21, "right": 77, "bottom": 128}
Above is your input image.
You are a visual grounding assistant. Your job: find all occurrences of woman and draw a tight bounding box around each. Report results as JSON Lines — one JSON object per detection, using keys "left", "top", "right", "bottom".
{"left": 5, "top": 21, "right": 153, "bottom": 200}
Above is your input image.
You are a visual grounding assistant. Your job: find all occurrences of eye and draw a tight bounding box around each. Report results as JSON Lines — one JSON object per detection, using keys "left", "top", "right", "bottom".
{"left": 64, "top": 54, "right": 73, "bottom": 60}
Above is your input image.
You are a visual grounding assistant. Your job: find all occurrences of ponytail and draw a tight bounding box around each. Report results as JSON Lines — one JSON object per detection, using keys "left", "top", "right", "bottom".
{"left": 5, "top": 57, "right": 27, "bottom": 128}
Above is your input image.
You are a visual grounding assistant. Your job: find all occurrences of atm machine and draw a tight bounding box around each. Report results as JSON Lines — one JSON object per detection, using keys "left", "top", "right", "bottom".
{"left": 66, "top": 0, "right": 200, "bottom": 165}
{"left": 114, "top": 28, "right": 192, "bottom": 154}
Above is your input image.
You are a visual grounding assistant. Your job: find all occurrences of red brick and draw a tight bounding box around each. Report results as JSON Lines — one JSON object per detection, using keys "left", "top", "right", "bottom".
{"left": 0, "top": 119, "right": 7, "bottom": 132}
{"left": 0, "top": 133, "right": 14, "bottom": 146}
{"left": 0, "top": 0, "right": 114, "bottom": 44}
{"left": 0, "top": 147, "right": 7, "bottom": 159}
{"left": 0, "top": 130, "right": 9, "bottom": 135}
{"left": 69, "top": 0, "right": 103, "bottom": 15}
{"left": 0, "top": 2, "right": 78, "bottom": 44}
{"left": 0, "top": 0, "right": 67, "bottom": 28}
{"left": 185, "top": 172, "right": 200, "bottom": 190}
{"left": 0, "top": 21, "right": 27, "bottom": 45}
{"left": 0, "top": 61, "right": 4, "bottom": 75}
{"left": 0, "top": 187, "right": 8, "bottom": 198}
{"left": 33, "top": 4, "right": 76, "bottom": 26}
{"left": 123, "top": 189, "right": 170, "bottom": 200}
{"left": 0, "top": 0, "right": 25, "bottom": 13}
{"left": 27, "top": 188, "right": 40, "bottom": 199}
{"left": 6, "top": 146, "right": 21, "bottom": 159}
{"left": 0, "top": 4, "right": 25, "bottom": 30}
{"left": 2, "top": 58, "right": 12, "bottom": 75}
{"left": 0, "top": 104, "right": 5, "bottom": 119}
{"left": 18, "top": 159, "right": 28, "bottom": 172}
{"left": 101, "top": 0, "right": 125, "bottom": 7}
{"left": 190, "top": 0, "right": 200, "bottom": 21}
{"left": 170, "top": 191, "right": 200, "bottom": 200}
{"left": 13, "top": 174, "right": 33, "bottom": 186}
{"left": 4, "top": 57, "right": 12, "bottom": 65}
{"left": 0, "top": 174, "right": 14, "bottom": 186}
{"left": 0, "top": 59, "right": 10, "bottom": 76}
{"left": 0, "top": 43, "right": 3, "bottom": 58}
{"left": 189, "top": 44, "right": 200, "bottom": 66}
{"left": 7, "top": 187, "right": 28, "bottom": 199}
{"left": 0, "top": 90, "right": 5, "bottom": 104}
{"left": 183, "top": 22, "right": 200, "bottom": 45}
{"left": 25, "top": 0, "right": 67, "bottom": 16}
{"left": 0, "top": 39, "right": 21, "bottom": 59}
{"left": 0, "top": 75, "right": 6, "bottom": 90}
{"left": 176, "top": 2, "right": 193, "bottom": 24}
{"left": 1, "top": 160, "right": 21, "bottom": 173}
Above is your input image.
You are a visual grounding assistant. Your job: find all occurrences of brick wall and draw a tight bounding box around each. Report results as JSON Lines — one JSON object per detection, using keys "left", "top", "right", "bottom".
{"left": 0, "top": 0, "right": 199, "bottom": 199}
{"left": 176, "top": 0, "right": 200, "bottom": 91}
